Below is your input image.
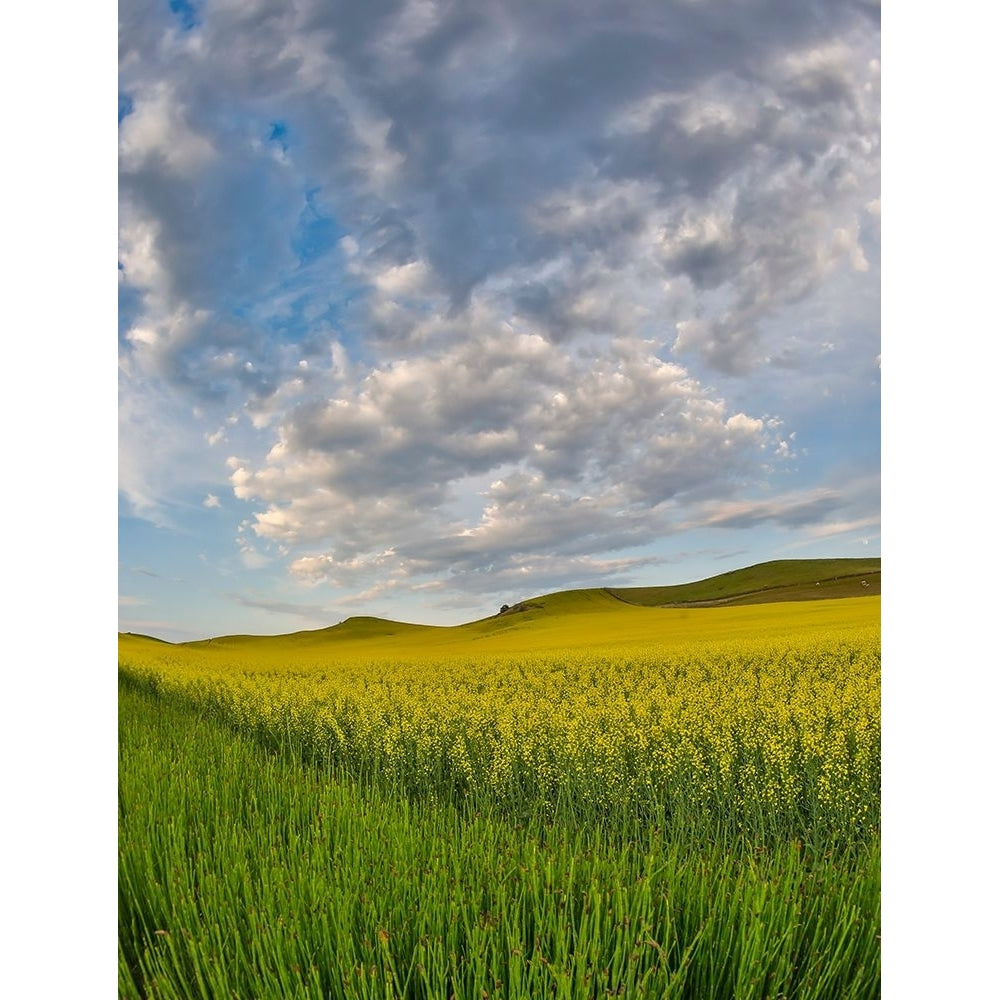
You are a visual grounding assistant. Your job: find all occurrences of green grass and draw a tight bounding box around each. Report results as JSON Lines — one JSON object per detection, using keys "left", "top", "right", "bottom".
{"left": 120, "top": 686, "right": 880, "bottom": 1000}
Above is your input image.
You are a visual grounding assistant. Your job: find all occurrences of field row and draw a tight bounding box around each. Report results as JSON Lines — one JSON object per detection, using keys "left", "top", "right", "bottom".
{"left": 119, "top": 687, "right": 880, "bottom": 1000}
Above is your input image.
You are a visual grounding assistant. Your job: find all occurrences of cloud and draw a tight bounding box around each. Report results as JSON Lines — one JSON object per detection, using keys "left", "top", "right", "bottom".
{"left": 119, "top": 0, "right": 880, "bottom": 607}
{"left": 805, "top": 516, "right": 881, "bottom": 541}
{"left": 231, "top": 331, "right": 771, "bottom": 546}
{"left": 118, "top": 80, "right": 216, "bottom": 176}
{"left": 227, "top": 323, "right": 780, "bottom": 595}
{"left": 695, "top": 489, "right": 847, "bottom": 530}
{"left": 687, "top": 474, "right": 880, "bottom": 539}
{"left": 228, "top": 593, "right": 341, "bottom": 622}
{"left": 120, "top": 0, "right": 879, "bottom": 384}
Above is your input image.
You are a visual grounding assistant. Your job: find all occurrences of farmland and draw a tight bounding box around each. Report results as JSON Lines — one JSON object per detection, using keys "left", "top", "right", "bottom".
{"left": 119, "top": 561, "right": 880, "bottom": 999}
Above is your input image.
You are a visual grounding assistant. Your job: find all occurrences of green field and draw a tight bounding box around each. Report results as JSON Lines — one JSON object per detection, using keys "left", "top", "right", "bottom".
{"left": 119, "top": 560, "right": 881, "bottom": 999}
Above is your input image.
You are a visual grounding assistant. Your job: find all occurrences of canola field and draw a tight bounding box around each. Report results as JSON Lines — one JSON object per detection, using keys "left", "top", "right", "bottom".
{"left": 119, "top": 595, "right": 880, "bottom": 999}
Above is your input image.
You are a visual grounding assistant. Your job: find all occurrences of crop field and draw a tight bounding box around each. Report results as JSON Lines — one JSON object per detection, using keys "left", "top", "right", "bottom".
{"left": 119, "top": 589, "right": 880, "bottom": 999}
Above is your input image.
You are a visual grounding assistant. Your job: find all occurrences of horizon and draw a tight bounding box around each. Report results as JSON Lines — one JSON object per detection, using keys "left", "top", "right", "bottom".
{"left": 120, "top": 554, "right": 881, "bottom": 644}
{"left": 119, "top": 1, "right": 880, "bottom": 642}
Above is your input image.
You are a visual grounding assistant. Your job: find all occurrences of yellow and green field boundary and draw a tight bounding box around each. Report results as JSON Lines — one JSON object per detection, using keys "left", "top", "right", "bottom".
{"left": 119, "top": 562, "right": 880, "bottom": 999}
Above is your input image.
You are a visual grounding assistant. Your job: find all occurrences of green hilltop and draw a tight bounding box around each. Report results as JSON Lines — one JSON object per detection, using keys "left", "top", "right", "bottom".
{"left": 607, "top": 557, "right": 880, "bottom": 608}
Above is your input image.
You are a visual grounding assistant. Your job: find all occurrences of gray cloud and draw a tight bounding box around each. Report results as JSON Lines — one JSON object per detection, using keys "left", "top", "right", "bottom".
{"left": 228, "top": 325, "right": 780, "bottom": 597}
{"left": 697, "top": 490, "right": 848, "bottom": 531}
{"left": 120, "top": 0, "right": 878, "bottom": 378}
{"left": 119, "top": 0, "right": 879, "bottom": 605}
{"left": 687, "top": 473, "right": 880, "bottom": 539}
{"left": 228, "top": 593, "right": 341, "bottom": 622}
{"left": 230, "top": 332, "right": 773, "bottom": 558}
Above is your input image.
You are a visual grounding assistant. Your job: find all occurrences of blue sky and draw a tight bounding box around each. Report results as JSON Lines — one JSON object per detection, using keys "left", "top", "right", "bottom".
{"left": 118, "top": 0, "right": 881, "bottom": 640}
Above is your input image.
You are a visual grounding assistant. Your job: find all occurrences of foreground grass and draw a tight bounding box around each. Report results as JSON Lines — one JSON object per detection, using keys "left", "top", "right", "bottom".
{"left": 120, "top": 687, "right": 879, "bottom": 1000}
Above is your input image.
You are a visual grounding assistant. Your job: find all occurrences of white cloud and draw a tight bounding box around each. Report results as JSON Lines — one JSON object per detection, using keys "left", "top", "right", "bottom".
{"left": 806, "top": 517, "right": 881, "bottom": 540}
{"left": 227, "top": 322, "right": 778, "bottom": 592}
{"left": 118, "top": 81, "right": 216, "bottom": 176}
{"left": 119, "top": 0, "right": 880, "bottom": 612}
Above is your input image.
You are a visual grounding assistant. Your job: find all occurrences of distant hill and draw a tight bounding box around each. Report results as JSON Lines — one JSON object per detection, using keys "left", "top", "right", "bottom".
{"left": 118, "top": 558, "right": 879, "bottom": 650}
{"left": 606, "top": 558, "right": 880, "bottom": 609}
{"left": 182, "top": 615, "right": 441, "bottom": 651}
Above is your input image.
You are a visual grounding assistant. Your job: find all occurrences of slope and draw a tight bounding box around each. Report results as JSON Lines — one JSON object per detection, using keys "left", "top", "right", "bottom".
{"left": 606, "top": 558, "right": 880, "bottom": 608}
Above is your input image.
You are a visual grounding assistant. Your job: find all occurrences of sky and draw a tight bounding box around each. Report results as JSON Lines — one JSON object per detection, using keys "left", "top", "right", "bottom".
{"left": 118, "top": 0, "right": 881, "bottom": 641}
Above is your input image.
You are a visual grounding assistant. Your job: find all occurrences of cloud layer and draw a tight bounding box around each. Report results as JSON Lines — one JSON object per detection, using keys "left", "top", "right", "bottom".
{"left": 119, "top": 0, "right": 880, "bottom": 612}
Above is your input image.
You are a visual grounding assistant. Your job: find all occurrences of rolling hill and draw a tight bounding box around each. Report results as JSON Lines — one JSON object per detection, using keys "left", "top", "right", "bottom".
{"left": 606, "top": 557, "right": 880, "bottom": 608}
{"left": 119, "top": 558, "right": 879, "bottom": 656}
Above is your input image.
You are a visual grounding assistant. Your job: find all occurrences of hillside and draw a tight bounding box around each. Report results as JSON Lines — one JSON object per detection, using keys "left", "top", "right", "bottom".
{"left": 607, "top": 557, "right": 880, "bottom": 608}
{"left": 119, "top": 558, "right": 880, "bottom": 655}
